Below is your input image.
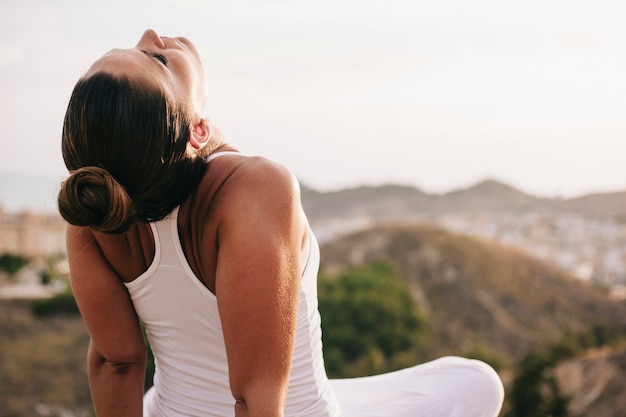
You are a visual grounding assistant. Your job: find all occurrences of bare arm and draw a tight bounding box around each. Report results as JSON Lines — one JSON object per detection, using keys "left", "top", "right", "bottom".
{"left": 67, "top": 225, "right": 146, "bottom": 417}
{"left": 214, "top": 158, "right": 307, "bottom": 417}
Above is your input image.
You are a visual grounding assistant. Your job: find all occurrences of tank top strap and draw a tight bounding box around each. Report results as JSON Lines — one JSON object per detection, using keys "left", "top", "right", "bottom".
{"left": 151, "top": 206, "right": 184, "bottom": 265}
{"left": 206, "top": 150, "right": 241, "bottom": 163}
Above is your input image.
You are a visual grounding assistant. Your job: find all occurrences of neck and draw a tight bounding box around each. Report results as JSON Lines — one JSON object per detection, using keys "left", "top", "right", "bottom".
{"left": 203, "top": 124, "right": 239, "bottom": 156}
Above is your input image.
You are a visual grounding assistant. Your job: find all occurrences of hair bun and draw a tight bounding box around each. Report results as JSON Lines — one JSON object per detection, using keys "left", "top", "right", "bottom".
{"left": 58, "top": 166, "right": 136, "bottom": 233}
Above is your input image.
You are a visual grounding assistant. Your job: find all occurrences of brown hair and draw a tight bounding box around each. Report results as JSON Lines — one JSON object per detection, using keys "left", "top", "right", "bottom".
{"left": 58, "top": 72, "right": 206, "bottom": 233}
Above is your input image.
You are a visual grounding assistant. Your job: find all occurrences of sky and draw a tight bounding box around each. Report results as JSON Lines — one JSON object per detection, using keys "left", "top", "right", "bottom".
{"left": 1, "top": 0, "right": 625, "bottom": 211}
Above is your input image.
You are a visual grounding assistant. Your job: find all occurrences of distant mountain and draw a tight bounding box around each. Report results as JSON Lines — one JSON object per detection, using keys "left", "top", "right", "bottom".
{"left": 319, "top": 223, "right": 626, "bottom": 364}
{"left": 561, "top": 191, "right": 626, "bottom": 218}
{"left": 301, "top": 179, "right": 626, "bottom": 223}
{"left": 439, "top": 179, "right": 550, "bottom": 211}
{"left": 301, "top": 183, "right": 432, "bottom": 220}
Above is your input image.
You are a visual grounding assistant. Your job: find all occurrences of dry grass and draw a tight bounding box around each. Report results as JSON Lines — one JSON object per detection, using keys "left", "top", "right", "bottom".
{"left": 0, "top": 300, "right": 92, "bottom": 417}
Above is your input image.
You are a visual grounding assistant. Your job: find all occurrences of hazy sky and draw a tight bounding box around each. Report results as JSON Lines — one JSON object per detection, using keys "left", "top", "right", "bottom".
{"left": 1, "top": 0, "right": 625, "bottom": 200}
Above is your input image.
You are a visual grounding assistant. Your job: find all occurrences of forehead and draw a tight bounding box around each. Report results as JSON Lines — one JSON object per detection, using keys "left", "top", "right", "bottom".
{"left": 86, "top": 49, "right": 167, "bottom": 91}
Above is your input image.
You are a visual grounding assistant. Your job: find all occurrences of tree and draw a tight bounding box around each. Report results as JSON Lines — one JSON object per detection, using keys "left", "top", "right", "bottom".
{"left": 506, "top": 351, "right": 570, "bottom": 417}
{"left": 0, "top": 253, "right": 30, "bottom": 279}
{"left": 318, "top": 262, "right": 429, "bottom": 377}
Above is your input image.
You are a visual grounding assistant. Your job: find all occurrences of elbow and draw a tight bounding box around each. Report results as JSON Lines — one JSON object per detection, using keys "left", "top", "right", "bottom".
{"left": 105, "top": 358, "right": 145, "bottom": 375}
{"left": 231, "top": 383, "right": 287, "bottom": 417}
{"left": 234, "top": 398, "right": 285, "bottom": 417}
{"left": 89, "top": 354, "right": 147, "bottom": 383}
{"left": 234, "top": 398, "right": 247, "bottom": 417}
{"left": 88, "top": 342, "right": 146, "bottom": 376}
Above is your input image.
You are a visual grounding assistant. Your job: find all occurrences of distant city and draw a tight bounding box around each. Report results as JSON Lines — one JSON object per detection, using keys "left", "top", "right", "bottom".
{"left": 437, "top": 211, "right": 626, "bottom": 290}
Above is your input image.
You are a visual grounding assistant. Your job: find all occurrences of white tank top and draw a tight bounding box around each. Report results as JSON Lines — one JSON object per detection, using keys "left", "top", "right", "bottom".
{"left": 124, "top": 157, "right": 340, "bottom": 416}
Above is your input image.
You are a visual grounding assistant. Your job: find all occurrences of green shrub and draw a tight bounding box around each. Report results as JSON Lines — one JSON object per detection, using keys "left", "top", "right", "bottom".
{"left": 39, "top": 270, "right": 53, "bottom": 285}
{"left": 318, "top": 262, "right": 429, "bottom": 377}
{"left": 505, "top": 350, "right": 570, "bottom": 417}
{"left": 31, "top": 292, "right": 80, "bottom": 317}
{"left": 0, "top": 253, "right": 30, "bottom": 278}
{"left": 144, "top": 330, "right": 155, "bottom": 391}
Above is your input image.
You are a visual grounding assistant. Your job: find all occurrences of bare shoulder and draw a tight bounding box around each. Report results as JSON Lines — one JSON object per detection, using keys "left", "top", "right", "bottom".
{"left": 233, "top": 155, "right": 299, "bottom": 190}
{"left": 206, "top": 154, "right": 306, "bottom": 240}
{"left": 244, "top": 156, "right": 299, "bottom": 193}
{"left": 210, "top": 154, "right": 303, "bottom": 214}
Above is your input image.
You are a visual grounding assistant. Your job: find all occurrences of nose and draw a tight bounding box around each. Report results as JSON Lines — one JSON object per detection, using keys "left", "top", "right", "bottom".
{"left": 137, "top": 29, "right": 165, "bottom": 49}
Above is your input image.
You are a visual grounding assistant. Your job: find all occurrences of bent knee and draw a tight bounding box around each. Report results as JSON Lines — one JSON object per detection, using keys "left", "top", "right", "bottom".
{"left": 466, "top": 358, "right": 504, "bottom": 402}
{"left": 441, "top": 356, "right": 505, "bottom": 416}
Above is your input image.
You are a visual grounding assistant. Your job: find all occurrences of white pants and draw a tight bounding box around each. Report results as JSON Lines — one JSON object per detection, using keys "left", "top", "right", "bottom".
{"left": 144, "top": 356, "right": 504, "bottom": 417}
{"left": 329, "top": 356, "right": 505, "bottom": 417}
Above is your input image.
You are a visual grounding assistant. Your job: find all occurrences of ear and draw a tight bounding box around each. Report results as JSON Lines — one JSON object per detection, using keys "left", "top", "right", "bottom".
{"left": 188, "top": 118, "right": 211, "bottom": 150}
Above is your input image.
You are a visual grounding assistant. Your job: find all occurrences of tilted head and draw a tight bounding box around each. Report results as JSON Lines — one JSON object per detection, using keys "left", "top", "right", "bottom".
{"left": 58, "top": 29, "right": 212, "bottom": 233}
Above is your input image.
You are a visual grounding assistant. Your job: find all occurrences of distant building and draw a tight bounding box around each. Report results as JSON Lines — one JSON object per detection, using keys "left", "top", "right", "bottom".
{"left": 0, "top": 207, "right": 66, "bottom": 258}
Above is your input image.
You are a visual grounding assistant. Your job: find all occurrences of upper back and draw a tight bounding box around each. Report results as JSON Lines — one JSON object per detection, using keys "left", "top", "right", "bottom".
{"left": 91, "top": 150, "right": 306, "bottom": 293}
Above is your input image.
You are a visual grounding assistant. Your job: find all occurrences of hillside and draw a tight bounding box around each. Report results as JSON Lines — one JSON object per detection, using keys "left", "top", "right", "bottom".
{"left": 318, "top": 223, "right": 626, "bottom": 363}
{"left": 555, "top": 345, "right": 626, "bottom": 417}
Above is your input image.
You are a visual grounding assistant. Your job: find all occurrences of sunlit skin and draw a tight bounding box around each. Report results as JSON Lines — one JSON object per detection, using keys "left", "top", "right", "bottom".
{"left": 67, "top": 29, "right": 308, "bottom": 417}
{"left": 86, "top": 29, "right": 209, "bottom": 120}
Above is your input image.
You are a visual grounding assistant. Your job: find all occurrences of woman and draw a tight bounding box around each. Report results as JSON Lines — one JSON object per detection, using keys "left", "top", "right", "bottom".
{"left": 58, "top": 29, "right": 504, "bottom": 417}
